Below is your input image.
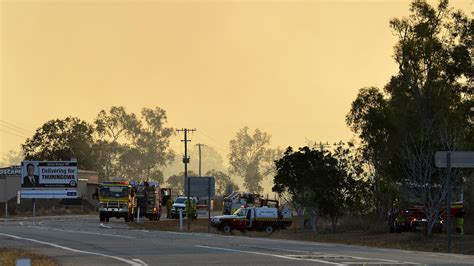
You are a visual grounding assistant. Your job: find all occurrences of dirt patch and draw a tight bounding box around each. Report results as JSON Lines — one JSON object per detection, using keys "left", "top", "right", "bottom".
{"left": 130, "top": 219, "right": 474, "bottom": 255}
{"left": 0, "top": 248, "right": 57, "bottom": 266}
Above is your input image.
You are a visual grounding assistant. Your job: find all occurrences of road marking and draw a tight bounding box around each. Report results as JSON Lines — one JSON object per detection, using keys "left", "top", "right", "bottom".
{"left": 100, "top": 223, "right": 113, "bottom": 229}
{"left": 132, "top": 258, "right": 148, "bottom": 265}
{"left": 0, "top": 232, "right": 143, "bottom": 266}
{"left": 27, "top": 225, "right": 136, "bottom": 239}
{"left": 195, "top": 245, "right": 341, "bottom": 265}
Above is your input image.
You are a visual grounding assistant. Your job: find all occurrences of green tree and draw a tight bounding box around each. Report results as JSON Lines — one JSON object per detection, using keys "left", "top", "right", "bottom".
{"left": 229, "top": 127, "right": 280, "bottom": 194}
{"left": 347, "top": 0, "right": 472, "bottom": 236}
{"left": 93, "top": 106, "right": 174, "bottom": 183}
{"left": 274, "top": 145, "right": 367, "bottom": 232}
{"left": 22, "top": 117, "right": 96, "bottom": 170}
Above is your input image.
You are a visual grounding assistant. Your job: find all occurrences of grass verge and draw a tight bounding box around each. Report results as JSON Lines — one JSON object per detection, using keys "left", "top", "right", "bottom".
{"left": 0, "top": 248, "right": 57, "bottom": 266}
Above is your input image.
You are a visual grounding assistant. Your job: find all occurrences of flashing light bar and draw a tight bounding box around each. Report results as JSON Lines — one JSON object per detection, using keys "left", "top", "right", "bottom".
{"left": 102, "top": 181, "right": 130, "bottom": 185}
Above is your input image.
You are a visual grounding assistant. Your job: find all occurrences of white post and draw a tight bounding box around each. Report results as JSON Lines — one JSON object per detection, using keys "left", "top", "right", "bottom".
{"left": 179, "top": 209, "right": 183, "bottom": 231}
{"left": 4, "top": 177, "right": 7, "bottom": 218}
{"left": 137, "top": 207, "right": 140, "bottom": 223}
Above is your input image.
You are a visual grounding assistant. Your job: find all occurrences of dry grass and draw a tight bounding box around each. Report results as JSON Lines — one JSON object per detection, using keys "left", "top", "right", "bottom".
{"left": 130, "top": 219, "right": 474, "bottom": 255}
{"left": 0, "top": 248, "right": 57, "bottom": 266}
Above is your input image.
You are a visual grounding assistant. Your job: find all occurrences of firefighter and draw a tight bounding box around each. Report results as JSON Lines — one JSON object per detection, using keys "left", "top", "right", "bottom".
{"left": 455, "top": 209, "right": 465, "bottom": 235}
{"left": 166, "top": 198, "right": 173, "bottom": 219}
{"left": 192, "top": 199, "right": 197, "bottom": 220}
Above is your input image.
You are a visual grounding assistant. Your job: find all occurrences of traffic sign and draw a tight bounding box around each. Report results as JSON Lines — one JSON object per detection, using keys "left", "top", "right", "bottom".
{"left": 184, "top": 176, "right": 215, "bottom": 197}
{"left": 435, "top": 151, "right": 474, "bottom": 168}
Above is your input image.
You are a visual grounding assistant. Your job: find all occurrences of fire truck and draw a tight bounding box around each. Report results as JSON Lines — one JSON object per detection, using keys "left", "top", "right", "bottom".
{"left": 389, "top": 201, "right": 464, "bottom": 233}
{"left": 211, "top": 206, "right": 292, "bottom": 234}
{"left": 98, "top": 181, "right": 136, "bottom": 222}
{"left": 134, "top": 182, "right": 170, "bottom": 221}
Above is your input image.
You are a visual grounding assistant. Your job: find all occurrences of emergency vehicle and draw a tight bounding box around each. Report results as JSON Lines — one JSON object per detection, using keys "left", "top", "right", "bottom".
{"left": 389, "top": 201, "right": 464, "bottom": 233}
{"left": 98, "top": 181, "right": 136, "bottom": 222}
{"left": 211, "top": 206, "right": 292, "bottom": 234}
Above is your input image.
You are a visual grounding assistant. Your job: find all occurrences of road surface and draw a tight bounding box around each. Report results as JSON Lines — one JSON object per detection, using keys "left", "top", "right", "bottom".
{"left": 0, "top": 215, "right": 473, "bottom": 265}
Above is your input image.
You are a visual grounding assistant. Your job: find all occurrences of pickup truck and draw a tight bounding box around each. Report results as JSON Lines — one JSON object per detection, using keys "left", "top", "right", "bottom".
{"left": 211, "top": 206, "right": 292, "bottom": 234}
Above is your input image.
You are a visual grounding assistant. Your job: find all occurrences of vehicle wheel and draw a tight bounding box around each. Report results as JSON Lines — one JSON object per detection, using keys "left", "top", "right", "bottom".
{"left": 222, "top": 224, "right": 233, "bottom": 233}
{"left": 264, "top": 225, "right": 274, "bottom": 234}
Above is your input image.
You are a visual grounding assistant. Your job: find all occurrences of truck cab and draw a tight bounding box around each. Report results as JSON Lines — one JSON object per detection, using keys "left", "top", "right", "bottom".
{"left": 98, "top": 181, "right": 136, "bottom": 222}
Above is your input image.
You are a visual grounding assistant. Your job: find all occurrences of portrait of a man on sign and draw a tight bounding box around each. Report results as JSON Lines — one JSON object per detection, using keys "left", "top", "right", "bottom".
{"left": 22, "top": 162, "right": 40, "bottom": 188}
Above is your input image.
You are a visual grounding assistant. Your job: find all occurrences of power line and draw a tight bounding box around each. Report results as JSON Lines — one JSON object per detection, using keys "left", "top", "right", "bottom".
{"left": 0, "top": 129, "right": 29, "bottom": 139}
{"left": 0, "top": 124, "right": 31, "bottom": 137}
{"left": 0, "top": 120, "right": 34, "bottom": 134}
{"left": 197, "top": 130, "right": 227, "bottom": 152}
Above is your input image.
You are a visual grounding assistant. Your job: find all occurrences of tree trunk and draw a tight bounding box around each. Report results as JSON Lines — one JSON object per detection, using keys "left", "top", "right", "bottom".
{"left": 331, "top": 216, "right": 338, "bottom": 233}
{"left": 297, "top": 208, "right": 304, "bottom": 231}
{"left": 309, "top": 208, "right": 318, "bottom": 233}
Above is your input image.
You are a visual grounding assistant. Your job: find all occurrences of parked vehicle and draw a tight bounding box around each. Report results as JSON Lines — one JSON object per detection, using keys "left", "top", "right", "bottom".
{"left": 211, "top": 206, "right": 292, "bottom": 234}
{"left": 134, "top": 182, "right": 163, "bottom": 221}
{"left": 388, "top": 201, "right": 463, "bottom": 233}
{"left": 98, "top": 181, "right": 136, "bottom": 222}
{"left": 170, "top": 196, "right": 198, "bottom": 219}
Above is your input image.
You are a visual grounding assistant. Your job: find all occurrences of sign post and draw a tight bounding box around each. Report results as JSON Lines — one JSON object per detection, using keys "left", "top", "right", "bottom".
{"left": 435, "top": 151, "right": 474, "bottom": 253}
{"left": 4, "top": 176, "right": 7, "bottom": 218}
{"left": 208, "top": 176, "right": 211, "bottom": 233}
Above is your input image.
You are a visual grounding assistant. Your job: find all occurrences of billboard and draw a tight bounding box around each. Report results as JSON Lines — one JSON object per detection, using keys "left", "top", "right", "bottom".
{"left": 20, "top": 161, "right": 78, "bottom": 199}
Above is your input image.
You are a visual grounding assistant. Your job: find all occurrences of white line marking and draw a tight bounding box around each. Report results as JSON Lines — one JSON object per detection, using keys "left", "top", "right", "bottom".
{"left": 0, "top": 232, "right": 142, "bottom": 266}
{"left": 27, "top": 225, "right": 135, "bottom": 239}
{"left": 100, "top": 223, "right": 113, "bottom": 229}
{"left": 132, "top": 258, "right": 148, "bottom": 265}
{"left": 195, "top": 245, "right": 341, "bottom": 265}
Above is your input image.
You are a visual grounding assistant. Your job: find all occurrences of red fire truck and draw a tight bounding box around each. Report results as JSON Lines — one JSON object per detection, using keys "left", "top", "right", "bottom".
{"left": 389, "top": 201, "right": 463, "bottom": 233}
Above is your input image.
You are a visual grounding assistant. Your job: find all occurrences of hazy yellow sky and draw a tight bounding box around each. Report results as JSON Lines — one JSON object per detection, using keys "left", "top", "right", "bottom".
{"left": 0, "top": 0, "right": 471, "bottom": 164}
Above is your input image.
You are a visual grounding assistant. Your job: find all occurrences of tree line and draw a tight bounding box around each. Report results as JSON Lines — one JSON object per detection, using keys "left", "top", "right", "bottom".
{"left": 19, "top": 107, "right": 280, "bottom": 195}
{"left": 271, "top": 0, "right": 472, "bottom": 235}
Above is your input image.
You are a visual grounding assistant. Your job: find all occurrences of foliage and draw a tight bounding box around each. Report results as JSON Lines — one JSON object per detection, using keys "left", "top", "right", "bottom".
{"left": 229, "top": 127, "right": 280, "bottom": 194}
{"left": 22, "top": 117, "right": 96, "bottom": 170}
{"left": 273, "top": 145, "right": 365, "bottom": 232}
{"left": 346, "top": 0, "right": 473, "bottom": 236}
{"left": 22, "top": 106, "right": 175, "bottom": 183}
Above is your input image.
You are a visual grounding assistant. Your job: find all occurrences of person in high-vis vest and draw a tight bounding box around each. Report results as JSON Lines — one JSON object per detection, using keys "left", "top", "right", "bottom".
{"left": 455, "top": 209, "right": 465, "bottom": 235}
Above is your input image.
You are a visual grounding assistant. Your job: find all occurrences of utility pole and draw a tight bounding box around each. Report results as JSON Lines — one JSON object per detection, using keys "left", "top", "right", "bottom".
{"left": 177, "top": 128, "right": 196, "bottom": 231}
{"left": 196, "top": 143, "right": 206, "bottom": 177}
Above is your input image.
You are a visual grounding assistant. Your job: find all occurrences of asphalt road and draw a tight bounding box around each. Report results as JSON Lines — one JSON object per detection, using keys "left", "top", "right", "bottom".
{"left": 0, "top": 215, "right": 473, "bottom": 265}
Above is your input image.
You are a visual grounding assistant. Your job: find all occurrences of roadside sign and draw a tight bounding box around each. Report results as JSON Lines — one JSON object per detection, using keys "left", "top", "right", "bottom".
{"left": 21, "top": 160, "right": 78, "bottom": 198}
{"left": 435, "top": 151, "right": 474, "bottom": 168}
{"left": 184, "top": 176, "right": 215, "bottom": 197}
